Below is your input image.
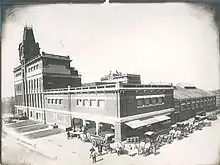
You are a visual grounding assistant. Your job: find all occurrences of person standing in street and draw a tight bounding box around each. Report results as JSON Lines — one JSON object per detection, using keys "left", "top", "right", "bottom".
{"left": 98, "top": 145, "right": 103, "bottom": 156}
{"left": 128, "top": 145, "right": 132, "bottom": 156}
{"left": 67, "top": 131, "right": 70, "bottom": 140}
{"left": 91, "top": 150, "right": 97, "bottom": 164}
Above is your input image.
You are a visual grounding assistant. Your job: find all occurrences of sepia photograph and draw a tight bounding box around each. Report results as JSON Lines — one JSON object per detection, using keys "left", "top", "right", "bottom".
{"left": 1, "top": 2, "right": 220, "bottom": 165}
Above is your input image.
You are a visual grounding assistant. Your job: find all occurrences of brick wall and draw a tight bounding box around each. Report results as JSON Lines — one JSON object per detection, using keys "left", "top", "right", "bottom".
{"left": 43, "top": 76, "right": 81, "bottom": 89}
{"left": 120, "top": 89, "right": 174, "bottom": 117}
{"left": 45, "top": 95, "right": 70, "bottom": 111}
{"left": 45, "top": 111, "right": 70, "bottom": 127}
{"left": 71, "top": 92, "right": 118, "bottom": 117}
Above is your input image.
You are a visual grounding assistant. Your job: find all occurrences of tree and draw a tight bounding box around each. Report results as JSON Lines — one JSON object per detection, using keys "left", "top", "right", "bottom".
{"left": 9, "top": 97, "right": 15, "bottom": 115}
{"left": 1, "top": 97, "right": 15, "bottom": 114}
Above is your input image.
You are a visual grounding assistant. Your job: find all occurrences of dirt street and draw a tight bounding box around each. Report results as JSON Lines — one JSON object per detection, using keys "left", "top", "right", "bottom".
{"left": 2, "top": 135, "right": 55, "bottom": 165}
{"left": 2, "top": 118, "right": 220, "bottom": 165}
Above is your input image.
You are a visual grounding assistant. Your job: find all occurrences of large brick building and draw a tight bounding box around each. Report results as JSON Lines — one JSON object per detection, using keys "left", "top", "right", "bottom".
{"left": 44, "top": 82, "right": 174, "bottom": 141}
{"left": 211, "top": 89, "right": 220, "bottom": 108}
{"left": 14, "top": 27, "right": 81, "bottom": 122}
{"left": 173, "top": 84, "right": 216, "bottom": 122}
{"left": 13, "top": 27, "right": 217, "bottom": 141}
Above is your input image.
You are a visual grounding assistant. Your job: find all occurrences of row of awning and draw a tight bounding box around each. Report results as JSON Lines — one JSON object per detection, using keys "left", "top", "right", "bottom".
{"left": 124, "top": 115, "right": 171, "bottom": 129}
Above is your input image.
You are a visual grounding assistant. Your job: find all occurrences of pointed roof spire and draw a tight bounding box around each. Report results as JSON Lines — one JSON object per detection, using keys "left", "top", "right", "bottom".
{"left": 23, "top": 25, "right": 35, "bottom": 43}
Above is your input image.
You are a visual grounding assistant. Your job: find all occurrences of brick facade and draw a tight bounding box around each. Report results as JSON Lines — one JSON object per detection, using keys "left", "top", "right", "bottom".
{"left": 14, "top": 27, "right": 81, "bottom": 125}
{"left": 13, "top": 27, "right": 217, "bottom": 141}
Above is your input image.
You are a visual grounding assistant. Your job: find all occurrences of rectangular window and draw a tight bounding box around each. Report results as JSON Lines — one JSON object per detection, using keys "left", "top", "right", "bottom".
{"left": 151, "top": 98, "right": 157, "bottom": 105}
{"left": 40, "top": 94, "right": 43, "bottom": 108}
{"left": 55, "top": 99, "right": 58, "bottom": 104}
{"left": 83, "top": 99, "right": 89, "bottom": 106}
{"left": 97, "top": 100, "right": 105, "bottom": 108}
{"left": 144, "top": 98, "right": 150, "bottom": 106}
{"left": 36, "top": 64, "right": 39, "bottom": 69}
{"left": 34, "top": 79, "right": 36, "bottom": 89}
{"left": 76, "top": 99, "right": 82, "bottom": 106}
{"left": 59, "top": 99, "right": 62, "bottom": 104}
{"left": 137, "top": 99, "right": 144, "bottom": 107}
{"left": 90, "top": 99, "right": 96, "bottom": 107}
{"left": 30, "top": 80, "right": 33, "bottom": 90}
{"left": 51, "top": 99, "right": 54, "bottom": 104}
{"left": 36, "top": 79, "right": 38, "bottom": 89}
{"left": 158, "top": 97, "right": 163, "bottom": 104}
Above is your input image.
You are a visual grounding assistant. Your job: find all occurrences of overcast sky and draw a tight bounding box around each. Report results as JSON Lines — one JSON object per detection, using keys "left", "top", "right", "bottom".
{"left": 1, "top": 3, "right": 220, "bottom": 97}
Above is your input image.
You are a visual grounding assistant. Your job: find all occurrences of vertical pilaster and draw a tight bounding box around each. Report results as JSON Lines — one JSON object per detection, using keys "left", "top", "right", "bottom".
{"left": 115, "top": 122, "right": 122, "bottom": 142}
{"left": 116, "top": 82, "right": 121, "bottom": 118}
{"left": 96, "top": 122, "right": 99, "bottom": 135}
{"left": 82, "top": 119, "right": 86, "bottom": 127}
{"left": 68, "top": 86, "right": 71, "bottom": 112}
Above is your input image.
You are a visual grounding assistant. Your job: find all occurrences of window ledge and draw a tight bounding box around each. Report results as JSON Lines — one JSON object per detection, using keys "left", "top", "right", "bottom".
{"left": 137, "top": 103, "right": 164, "bottom": 108}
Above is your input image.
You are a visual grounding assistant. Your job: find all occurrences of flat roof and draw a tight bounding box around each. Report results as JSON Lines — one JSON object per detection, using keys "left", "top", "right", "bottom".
{"left": 82, "top": 82, "right": 116, "bottom": 87}
{"left": 42, "top": 52, "right": 71, "bottom": 61}
{"left": 44, "top": 82, "right": 173, "bottom": 94}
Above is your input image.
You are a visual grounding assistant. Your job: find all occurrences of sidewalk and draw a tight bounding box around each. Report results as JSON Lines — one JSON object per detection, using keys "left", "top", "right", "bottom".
{"left": 3, "top": 124, "right": 56, "bottom": 160}
{"left": 33, "top": 133, "right": 93, "bottom": 159}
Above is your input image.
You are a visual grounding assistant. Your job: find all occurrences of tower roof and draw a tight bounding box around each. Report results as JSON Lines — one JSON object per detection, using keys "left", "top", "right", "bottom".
{"left": 23, "top": 26, "right": 36, "bottom": 44}
{"left": 18, "top": 26, "right": 40, "bottom": 62}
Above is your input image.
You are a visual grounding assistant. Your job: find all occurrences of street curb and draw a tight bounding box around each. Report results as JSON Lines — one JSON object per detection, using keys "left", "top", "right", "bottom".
{"left": 2, "top": 128, "right": 56, "bottom": 160}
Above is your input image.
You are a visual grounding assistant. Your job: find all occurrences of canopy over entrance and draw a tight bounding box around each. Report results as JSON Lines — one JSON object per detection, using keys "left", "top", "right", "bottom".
{"left": 124, "top": 115, "right": 171, "bottom": 129}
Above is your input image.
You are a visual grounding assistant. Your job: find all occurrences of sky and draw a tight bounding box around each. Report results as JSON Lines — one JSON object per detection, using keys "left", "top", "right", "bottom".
{"left": 1, "top": 3, "right": 220, "bottom": 97}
